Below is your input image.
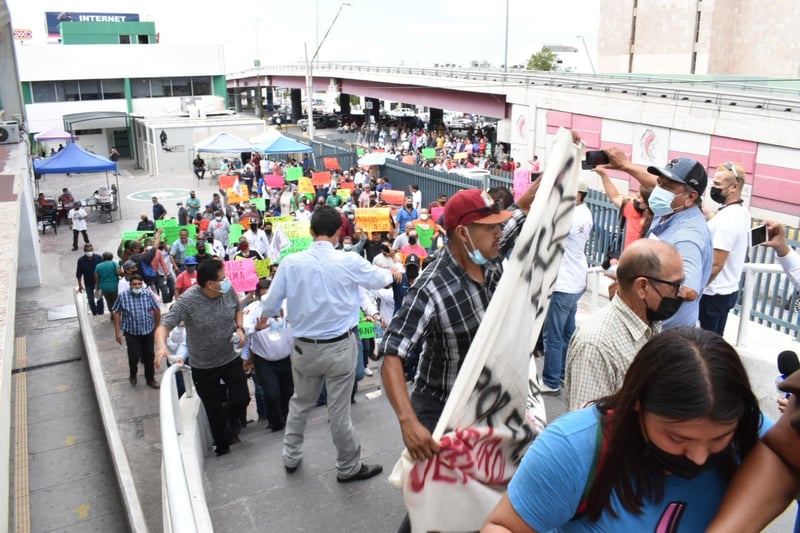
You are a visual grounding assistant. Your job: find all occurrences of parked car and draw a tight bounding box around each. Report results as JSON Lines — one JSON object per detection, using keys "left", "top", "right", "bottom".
{"left": 448, "top": 168, "right": 490, "bottom": 180}
{"left": 268, "top": 111, "right": 292, "bottom": 125}
{"left": 297, "top": 113, "right": 338, "bottom": 131}
{"left": 388, "top": 107, "right": 416, "bottom": 118}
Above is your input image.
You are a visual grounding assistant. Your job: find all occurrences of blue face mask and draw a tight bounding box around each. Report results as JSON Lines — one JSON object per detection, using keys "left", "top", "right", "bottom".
{"left": 131, "top": 287, "right": 143, "bottom": 295}
{"left": 462, "top": 227, "right": 488, "bottom": 266}
{"left": 648, "top": 185, "right": 680, "bottom": 217}
{"left": 219, "top": 279, "right": 232, "bottom": 293}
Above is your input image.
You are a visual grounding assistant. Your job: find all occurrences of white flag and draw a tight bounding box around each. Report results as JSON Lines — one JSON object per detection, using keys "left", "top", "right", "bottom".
{"left": 389, "top": 128, "right": 583, "bottom": 532}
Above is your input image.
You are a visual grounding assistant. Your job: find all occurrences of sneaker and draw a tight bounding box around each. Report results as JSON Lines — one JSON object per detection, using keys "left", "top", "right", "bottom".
{"left": 364, "top": 367, "right": 374, "bottom": 377}
{"left": 540, "top": 382, "right": 560, "bottom": 394}
{"left": 336, "top": 463, "right": 383, "bottom": 483}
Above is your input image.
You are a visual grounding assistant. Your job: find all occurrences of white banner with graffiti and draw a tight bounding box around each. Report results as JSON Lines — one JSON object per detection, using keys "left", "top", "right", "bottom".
{"left": 389, "top": 127, "right": 583, "bottom": 532}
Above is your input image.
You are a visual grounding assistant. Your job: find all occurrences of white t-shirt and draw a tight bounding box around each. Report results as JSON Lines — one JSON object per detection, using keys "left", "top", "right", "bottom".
{"left": 68, "top": 208, "right": 87, "bottom": 231}
{"left": 704, "top": 203, "right": 751, "bottom": 295}
{"left": 412, "top": 190, "right": 422, "bottom": 210}
{"left": 553, "top": 203, "right": 593, "bottom": 294}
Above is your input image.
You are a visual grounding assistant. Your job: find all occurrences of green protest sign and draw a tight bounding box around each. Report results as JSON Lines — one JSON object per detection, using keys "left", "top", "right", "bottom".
{"left": 422, "top": 148, "right": 436, "bottom": 160}
{"left": 280, "top": 237, "right": 313, "bottom": 260}
{"left": 122, "top": 231, "right": 148, "bottom": 241}
{"left": 229, "top": 224, "right": 244, "bottom": 244}
{"left": 185, "top": 245, "right": 197, "bottom": 257}
{"left": 162, "top": 227, "right": 181, "bottom": 245}
{"left": 254, "top": 258, "right": 271, "bottom": 279}
{"left": 285, "top": 167, "right": 303, "bottom": 181}
{"left": 252, "top": 197, "right": 267, "bottom": 212}
{"left": 357, "top": 148, "right": 365, "bottom": 156}
{"left": 156, "top": 219, "right": 178, "bottom": 229}
{"left": 358, "top": 319, "right": 375, "bottom": 339}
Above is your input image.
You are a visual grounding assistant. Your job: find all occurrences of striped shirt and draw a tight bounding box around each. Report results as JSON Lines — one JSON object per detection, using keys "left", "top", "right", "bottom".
{"left": 112, "top": 289, "right": 159, "bottom": 335}
{"left": 565, "top": 295, "right": 660, "bottom": 411}
{"left": 378, "top": 210, "right": 525, "bottom": 404}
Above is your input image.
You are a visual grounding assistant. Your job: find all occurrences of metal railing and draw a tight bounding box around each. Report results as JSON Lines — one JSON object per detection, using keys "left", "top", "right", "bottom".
{"left": 160, "top": 363, "right": 199, "bottom": 533}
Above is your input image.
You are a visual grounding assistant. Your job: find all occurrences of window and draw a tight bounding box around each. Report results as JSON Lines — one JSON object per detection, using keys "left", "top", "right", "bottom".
{"left": 62, "top": 80, "right": 80, "bottom": 101}
{"left": 74, "top": 128, "right": 102, "bottom": 135}
{"left": 137, "top": 34, "right": 149, "bottom": 44}
{"left": 191, "top": 77, "right": 211, "bottom": 96}
{"left": 31, "top": 82, "right": 57, "bottom": 103}
{"left": 171, "top": 77, "right": 191, "bottom": 97}
{"left": 131, "top": 78, "right": 151, "bottom": 98}
{"left": 79, "top": 79, "right": 101, "bottom": 100}
{"left": 152, "top": 79, "right": 171, "bottom": 97}
{"left": 119, "top": 35, "right": 131, "bottom": 44}
{"left": 102, "top": 79, "right": 124, "bottom": 99}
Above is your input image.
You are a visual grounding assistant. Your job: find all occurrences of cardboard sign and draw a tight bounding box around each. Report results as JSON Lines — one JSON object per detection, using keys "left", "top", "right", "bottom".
{"left": 254, "top": 258, "right": 271, "bottom": 279}
{"left": 323, "top": 157, "right": 341, "bottom": 170}
{"left": 355, "top": 208, "right": 392, "bottom": 233}
{"left": 252, "top": 197, "right": 267, "bottom": 212}
{"left": 228, "top": 223, "right": 244, "bottom": 245}
{"left": 402, "top": 155, "right": 416, "bottom": 166}
{"left": 224, "top": 259, "right": 259, "bottom": 294}
{"left": 297, "top": 177, "right": 315, "bottom": 195}
{"left": 285, "top": 166, "right": 303, "bottom": 181}
{"left": 340, "top": 182, "right": 355, "bottom": 191}
{"left": 226, "top": 186, "right": 250, "bottom": 204}
{"left": 155, "top": 219, "right": 177, "bottom": 229}
{"left": 264, "top": 174, "right": 285, "bottom": 189}
{"left": 381, "top": 189, "right": 405, "bottom": 206}
{"left": 312, "top": 171, "right": 331, "bottom": 187}
{"left": 219, "top": 175, "right": 237, "bottom": 189}
{"left": 422, "top": 148, "right": 436, "bottom": 160}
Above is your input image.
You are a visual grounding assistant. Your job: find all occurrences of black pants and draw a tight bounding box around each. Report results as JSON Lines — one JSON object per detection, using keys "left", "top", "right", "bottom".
{"left": 124, "top": 331, "right": 155, "bottom": 382}
{"left": 699, "top": 291, "right": 739, "bottom": 335}
{"left": 192, "top": 357, "right": 250, "bottom": 452}
{"left": 72, "top": 229, "right": 89, "bottom": 249}
{"left": 84, "top": 282, "right": 104, "bottom": 316}
{"left": 252, "top": 355, "right": 294, "bottom": 430}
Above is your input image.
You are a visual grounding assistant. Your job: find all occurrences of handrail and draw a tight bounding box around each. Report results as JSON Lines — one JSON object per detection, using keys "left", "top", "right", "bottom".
{"left": 159, "top": 363, "right": 198, "bottom": 533}
{"left": 736, "top": 263, "right": 786, "bottom": 347}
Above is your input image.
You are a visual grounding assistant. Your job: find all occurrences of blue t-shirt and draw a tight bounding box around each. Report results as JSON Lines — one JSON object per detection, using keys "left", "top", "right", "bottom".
{"left": 646, "top": 206, "right": 713, "bottom": 329}
{"left": 508, "top": 406, "right": 770, "bottom": 532}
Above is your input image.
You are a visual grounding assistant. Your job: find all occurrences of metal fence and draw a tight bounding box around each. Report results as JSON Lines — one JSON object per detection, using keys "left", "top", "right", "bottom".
{"left": 283, "top": 132, "right": 358, "bottom": 173}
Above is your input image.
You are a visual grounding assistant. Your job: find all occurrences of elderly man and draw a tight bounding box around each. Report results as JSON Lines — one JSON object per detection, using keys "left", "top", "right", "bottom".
{"left": 565, "top": 239, "right": 686, "bottom": 410}
{"left": 113, "top": 274, "right": 161, "bottom": 389}
{"left": 605, "top": 149, "right": 712, "bottom": 329}
{"left": 699, "top": 161, "right": 750, "bottom": 335}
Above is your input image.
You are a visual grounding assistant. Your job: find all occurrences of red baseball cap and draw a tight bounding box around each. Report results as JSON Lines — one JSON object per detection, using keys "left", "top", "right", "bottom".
{"left": 443, "top": 189, "right": 512, "bottom": 230}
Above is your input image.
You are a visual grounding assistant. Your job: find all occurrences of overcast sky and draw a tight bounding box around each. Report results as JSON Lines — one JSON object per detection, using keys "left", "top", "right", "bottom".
{"left": 8, "top": 0, "right": 600, "bottom": 73}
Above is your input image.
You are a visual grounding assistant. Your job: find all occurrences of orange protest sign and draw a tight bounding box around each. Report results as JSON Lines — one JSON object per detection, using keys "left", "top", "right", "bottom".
{"left": 340, "top": 182, "right": 355, "bottom": 191}
{"left": 323, "top": 157, "right": 341, "bottom": 170}
{"left": 312, "top": 171, "right": 331, "bottom": 187}
{"left": 355, "top": 208, "right": 392, "bottom": 234}
{"left": 226, "top": 186, "right": 250, "bottom": 204}
{"left": 219, "top": 175, "right": 237, "bottom": 189}
{"left": 402, "top": 155, "right": 416, "bottom": 165}
{"left": 381, "top": 189, "right": 405, "bottom": 206}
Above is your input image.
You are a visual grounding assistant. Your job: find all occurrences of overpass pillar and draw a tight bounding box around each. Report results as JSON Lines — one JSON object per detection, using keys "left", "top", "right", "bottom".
{"left": 290, "top": 89, "right": 303, "bottom": 123}
{"left": 339, "top": 93, "right": 351, "bottom": 115}
{"left": 234, "top": 89, "right": 241, "bottom": 112}
{"left": 430, "top": 108, "right": 444, "bottom": 129}
{"left": 266, "top": 86, "right": 274, "bottom": 112}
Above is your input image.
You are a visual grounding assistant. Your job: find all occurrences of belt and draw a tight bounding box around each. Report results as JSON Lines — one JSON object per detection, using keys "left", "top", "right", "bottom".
{"left": 296, "top": 330, "right": 350, "bottom": 345}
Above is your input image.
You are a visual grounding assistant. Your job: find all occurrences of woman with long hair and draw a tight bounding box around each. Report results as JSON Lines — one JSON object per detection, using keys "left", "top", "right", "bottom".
{"left": 483, "top": 327, "right": 767, "bottom": 532}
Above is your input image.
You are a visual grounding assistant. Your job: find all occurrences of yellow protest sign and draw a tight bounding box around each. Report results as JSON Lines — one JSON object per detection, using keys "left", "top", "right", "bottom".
{"left": 275, "top": 220, "right": 311, "bottom": 240}
{"left": 254, "top": 258, "right": 271, "bottom": 279}
{"left": 355, "top": 208, "right": 392, "bottom": 234}
{"left": 298, "top": 177, "right": 315, "bottom": 195}
{"left": 226, "top": 186, "right": 250, "bottom": 204}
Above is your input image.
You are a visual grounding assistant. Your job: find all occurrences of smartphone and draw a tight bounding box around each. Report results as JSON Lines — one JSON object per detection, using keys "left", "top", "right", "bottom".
{"left": 582, "top": 150, "right": 610, "bottom": 170}
{"left": 751, "top": 224, "right": 768, "bottom": 246}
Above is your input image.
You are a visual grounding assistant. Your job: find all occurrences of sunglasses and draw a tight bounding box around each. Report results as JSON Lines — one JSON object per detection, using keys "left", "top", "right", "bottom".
{"left": 724, "top": 161, "right": 743, "bottom": 183}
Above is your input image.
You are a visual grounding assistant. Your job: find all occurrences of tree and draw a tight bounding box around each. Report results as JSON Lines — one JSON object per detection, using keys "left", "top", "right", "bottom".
{"left": 527, "top": 47, "right": 559, "bottom": 71}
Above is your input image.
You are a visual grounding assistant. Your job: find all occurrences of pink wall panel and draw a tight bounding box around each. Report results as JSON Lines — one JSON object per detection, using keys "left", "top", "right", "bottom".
{"left": 571, "top": 115, "right": 602, "bottom": 149}
{"left": 709, "top": 136, "right": 757, "bottom": 181}
{"left": 667, "top": 151, "right": 709, "bottom": 168}
{"left": 546, "top": 111, "right": 572, "bottom": 128}
{"left": 753, "top": 163, "right": 800, "bottom": 205}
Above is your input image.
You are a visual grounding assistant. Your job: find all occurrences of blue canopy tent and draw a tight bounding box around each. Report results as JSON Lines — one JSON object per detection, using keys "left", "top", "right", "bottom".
{"left": 194, "top": 132, "right": 253, "bottom": 153}
{"left": 33, "top": 143, "right": 121, "bottom": 220}
{"left": 253, "top": 134, "right": 313, "bottom": 154}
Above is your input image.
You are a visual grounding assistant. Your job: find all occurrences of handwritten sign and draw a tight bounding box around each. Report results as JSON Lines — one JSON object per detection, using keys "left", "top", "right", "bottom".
{"left": 264, "top": 174, "right": 285, "bottom": 189}
{"left": 122, "top": 231, "right": 148, "bottom": 242}
{"left": 254, "top": 258, "right": 271, "bottom": 279}
{"left": 185, "top": 245, "right": 197, "bottom": 257}
{"left": 312, "top": 171, "right": 331, "bottom": 187}
{"left": 226, "top": 186, "right": 250, "bottom": 204}
{"left": 323, "top": 157, "right": 341, "bottom": 170}
{"left": 224, "top": 259, "right": 259, "bottom": 294}
{"left": 275, "top": 220, "right": 311, "bottom": 240}
{"left": 381, "top": 189, "right": 405, "bottom": 206}
{"left": 285, "top": 166, "right": 303, "bottom": 181}
{"left": 402, "top": 155, "right": 416, "bottom": 165}
{"left": 513, "top": 168, "right": 534, "bottom": 202}
{"left": 355, "top": 208, "right": 392, "bottom": 233}
{"left": 358, "top": 319, "right": 375, "bottom": 339}
{"left": 340, "top": 182, "right": 355, "bottom": 191}
{"left": 422, "top": 148, "right": 436, "bottom": 160}
{"left": 297, "top": 177, "right": 315, "bottom": 196}
{"left": 229, "top": 223, "right": 244, "bottom": 244}
{"left": 252, "top": 197, "right": 267, "bottom": 212}
{"left": 219, "top": 175, "right": 237, "bottom": 189}
{"left": 264, "top": 216, "right": 292, "bottom": 225}
{"left": 430, "top": 206, "right": 445, "bottom": 222}
{"left": 156, "top": 219, "right": 177, "bottom": 229}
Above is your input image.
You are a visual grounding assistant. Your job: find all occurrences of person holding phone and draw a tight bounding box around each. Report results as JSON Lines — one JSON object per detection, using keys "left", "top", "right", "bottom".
{"left": 699, "top": 161, "right": 750, "bottom": 335}
{"left": 762, "top": 221, "right": 800, "bottom": 290}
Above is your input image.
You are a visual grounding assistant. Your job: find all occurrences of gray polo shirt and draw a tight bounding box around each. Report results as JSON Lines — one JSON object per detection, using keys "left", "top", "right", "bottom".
{"left": 161, "top": 285, "right": 241, "bottom": 369}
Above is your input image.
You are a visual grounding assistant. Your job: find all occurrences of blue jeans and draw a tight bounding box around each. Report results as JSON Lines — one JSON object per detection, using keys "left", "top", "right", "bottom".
{"left": 542, "top": 291, "right": 582, "bottom": 389}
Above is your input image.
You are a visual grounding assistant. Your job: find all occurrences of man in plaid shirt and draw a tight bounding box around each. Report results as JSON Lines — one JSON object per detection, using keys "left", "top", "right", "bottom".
{"left": 113, "top": 274, "right": 161, "bottom": 388}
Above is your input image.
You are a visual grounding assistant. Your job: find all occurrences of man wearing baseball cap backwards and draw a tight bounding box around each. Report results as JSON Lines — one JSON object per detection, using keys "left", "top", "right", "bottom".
{"left": 379, "top": 183, "right": 539, "bottom": 467}
{"left": 604, "top": 149, "right": 713, "bottom": 329}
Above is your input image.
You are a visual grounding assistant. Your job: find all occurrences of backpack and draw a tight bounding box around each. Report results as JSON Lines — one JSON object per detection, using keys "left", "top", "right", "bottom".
{"left": 572, "top": 413, "right": 611, "bottom": 521}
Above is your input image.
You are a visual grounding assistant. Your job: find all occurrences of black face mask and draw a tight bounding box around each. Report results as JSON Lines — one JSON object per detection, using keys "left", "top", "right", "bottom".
{"left": 646, "top": 295, "right": 683, "bottom": 322}
{"left": 408, "top": 236, "right": 417, "bottom": 245}
{"left": 265, "top": 229, "right": 272, "bottom": 235}
{"left": 381, "top": 245, "right": 391, "bottom": 254}
{"left": 250, "top": 225, "right": 258, "bottom": 231}
{"left": 633, "top": 199, "right": 645, "bottom": 214}
{"left": 643, "top": 440, "right": 730, "bottom": 479}
{"left": 709, "top": 187, "right": 728, "bottom": 205}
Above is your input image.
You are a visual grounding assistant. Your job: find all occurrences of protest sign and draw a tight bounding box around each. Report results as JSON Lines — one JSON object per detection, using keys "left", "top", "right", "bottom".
{"left": 337, "top": 189, "right": 352, "bottom": 202}
{"left": 513, "top": 168, "right": 534, "bottom": 202}
{"left": 275, "top": 219, "right": 313, "bottom": 259}
{"left": 381, "top": 189, "right": 405, "bottom": 206}
{"left": 454, "top": 152, "right": 468, "bottom": 160}
{"left": 254, "top": 258, "right": 271, "bottom": 279}
{"left": 339, "top": 182, "right": 355, "bottom": 191}
{"left": 430, "top": 206, "right": 444, "bottom": 222}
{"left": 122, "top": 231, "right": 148, "bottom": 242}
{"left": 298, "top": 177, "right": 315, "bottom": 196}
{"left": 402, "top": 155, "right": 415, "bottom": 166}
{"left": 155, "top": 219, "right": 177, "bottom": 229}
{"left": 358, "top": 319, "right": 375, "bottom": 339}
{"left": 185, "top": 245, "right": 197, "bottom": 257}
{"left": 355, "top": 208, "right": 392, "bottom": 234}
{"left": 252, "top": 197, "right": 267, "bottom": 212}
{"left": 312, "top": 171, "right": 331, "bottom": 187}
{"left": 356, "top": 148, "right": 365, "bottom": 156}
{"left": 422, "top": 148, "right": 436, "bottom": 160}
{"left": 219, "top": 175, "right": 237, "bottom": 189}
{"left": 229, "top": 223, "right": 244, "bottom": 244}
{"left": 264, "top": 216, "right": 292, "bottom": 225}
{"left": 389, "top": 128, "right": 581, "bottom": 532}
{"left": 323, "top": 157, "right": 341, "bottom": 170}
{"left": 162, "top": 227, "right": 181, "bottom": 245}
{"left": 224, "top": 259, "right": 259, "bottom": 294}
{"left": 285, "top": 166, "right": 303, "bottom": 181}
{"left": 264, "top": 174, "right": 285, "bottom": 189}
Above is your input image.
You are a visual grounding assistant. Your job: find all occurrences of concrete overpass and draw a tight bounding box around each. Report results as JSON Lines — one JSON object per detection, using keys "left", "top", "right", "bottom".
{"left": 229, "top": 65, "right": 800, "bottom": 223}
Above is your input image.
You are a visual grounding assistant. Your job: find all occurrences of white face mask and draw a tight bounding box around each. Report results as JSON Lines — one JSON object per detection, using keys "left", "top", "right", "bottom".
{"left": 215, "top": 216, "right": 222, "bottom": 221}
{"left": 85, "top": 251, "right": 94, "bottom": 257}
{"left": 420, "top": 214, "right": 429, "bottom": 220}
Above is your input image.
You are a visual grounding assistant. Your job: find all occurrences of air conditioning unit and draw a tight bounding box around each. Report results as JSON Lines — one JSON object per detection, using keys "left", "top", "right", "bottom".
{"left": 0, "top": 122, "right": 20, "bottom": 144}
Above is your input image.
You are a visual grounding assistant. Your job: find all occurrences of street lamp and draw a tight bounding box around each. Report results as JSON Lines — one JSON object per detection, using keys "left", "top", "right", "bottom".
{"left": 305, "top": 2, "right": 351, "bottom": 140}
{"left": 503, "top": 0, "right": 510, "bottom": 73}
{"left": 577, "top": 35, "right": 596, "bottom": 74}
